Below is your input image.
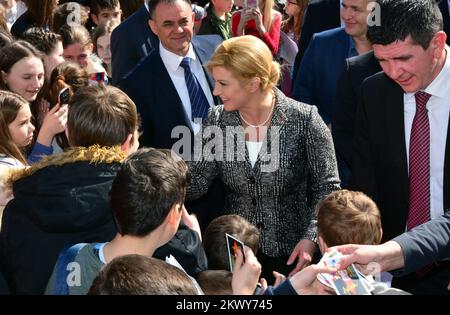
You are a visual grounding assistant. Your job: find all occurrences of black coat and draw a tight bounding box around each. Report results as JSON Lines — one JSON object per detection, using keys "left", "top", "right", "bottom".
{"left": 292, "top": 0, "right": 341, "bottom": 84}
{"left": 349, "top": 72, "right": 450, "bottom": 241}
{"left": 332, "top": 51, "right": 382, "bottom": 187}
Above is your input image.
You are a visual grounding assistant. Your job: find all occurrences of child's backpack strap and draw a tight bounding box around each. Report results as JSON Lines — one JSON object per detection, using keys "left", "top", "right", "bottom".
{"left": 54, "top": 243, "right": 87, "bottom": 295}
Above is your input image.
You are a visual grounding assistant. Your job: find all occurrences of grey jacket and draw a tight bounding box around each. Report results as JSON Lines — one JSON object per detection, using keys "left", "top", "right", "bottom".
{"left": 187, "top": 89, "right": 340, "bottom": 256}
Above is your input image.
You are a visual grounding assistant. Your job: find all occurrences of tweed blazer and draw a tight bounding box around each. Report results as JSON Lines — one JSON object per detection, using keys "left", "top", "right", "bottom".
{"left": 187, "top": 89, "right": 340, "bottom": 257}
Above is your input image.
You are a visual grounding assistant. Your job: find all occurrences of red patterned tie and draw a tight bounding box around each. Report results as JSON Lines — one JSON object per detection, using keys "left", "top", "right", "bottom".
{"left": 408, "top": 91, "right": 433, "bottom": 278}
{"left": 407, "top": 91, "right": 432, "bottom": 231}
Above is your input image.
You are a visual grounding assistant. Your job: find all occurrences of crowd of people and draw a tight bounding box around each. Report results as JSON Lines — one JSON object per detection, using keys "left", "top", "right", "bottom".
{"left": 0, "top": 0, "right": 449, "bottom": 296}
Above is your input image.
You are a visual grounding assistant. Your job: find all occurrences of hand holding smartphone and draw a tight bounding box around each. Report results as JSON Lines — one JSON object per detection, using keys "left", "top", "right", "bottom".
{"left": 58, "top": 87, "right": 71, "bottom": 105}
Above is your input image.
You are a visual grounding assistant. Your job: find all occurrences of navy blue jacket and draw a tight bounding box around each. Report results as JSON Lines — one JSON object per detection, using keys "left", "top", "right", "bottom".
{"left": 292, "top": 27, "right": 356, "bottom": 125}
{"left": 110, "top": 5, "right": 159, "bottom": 85}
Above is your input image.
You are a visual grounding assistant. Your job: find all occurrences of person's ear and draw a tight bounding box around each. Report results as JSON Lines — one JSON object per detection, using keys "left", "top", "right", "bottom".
{"left": 431, "top": 31, "right": 446, "bottom": 58}
{"left": 120, "top": 133, "right": 133, "bottom": 153}
{"left": 167, "top": 203, "right": 182, "bottom": 225}
{"left": 87, "top": 43, "right": 94, "bottom": 54}
{"left": 247, "top": 77, "right": 261, "bottom": 93}
{"left": 91, "top": 13, "right": 99, "bottom": 26}
{"left": 148, "top": 19, "right": 158, "bottom": 36}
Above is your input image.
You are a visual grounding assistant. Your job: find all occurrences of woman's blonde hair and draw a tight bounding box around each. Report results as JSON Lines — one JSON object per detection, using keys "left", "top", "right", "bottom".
{"left": 262, "top": 0, "right": 275, "bottom": 32}
{"left": 207, "top": 36, "right": 280, "bottom": 91}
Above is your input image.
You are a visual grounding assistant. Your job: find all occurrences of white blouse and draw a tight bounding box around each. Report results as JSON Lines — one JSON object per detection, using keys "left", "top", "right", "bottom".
{"left": 246, "top": 141, "right": 263, "bottom": 168}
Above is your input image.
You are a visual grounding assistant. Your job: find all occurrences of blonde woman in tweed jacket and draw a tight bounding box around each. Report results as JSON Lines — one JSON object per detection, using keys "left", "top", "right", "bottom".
{"left": 186, "top": 36, "right": 340, "bottom": 280}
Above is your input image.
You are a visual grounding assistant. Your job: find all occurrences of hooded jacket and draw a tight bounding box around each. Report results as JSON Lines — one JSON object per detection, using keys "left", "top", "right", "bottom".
{"left": 0, "top": 146, "right": 125, "bottom": 294}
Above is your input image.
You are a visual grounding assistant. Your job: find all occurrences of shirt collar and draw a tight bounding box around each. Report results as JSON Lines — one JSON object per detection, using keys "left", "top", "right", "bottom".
{"left": 348, "top": 36, "right": 358, "bottom": 58}
{"left": 159, "top": 42, "right": 197, "bottom": 73}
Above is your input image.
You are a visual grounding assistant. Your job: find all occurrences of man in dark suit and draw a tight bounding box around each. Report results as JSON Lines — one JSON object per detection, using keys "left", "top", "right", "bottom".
{"left": 332, "top": 51, "right": 382, "bottom": 187}
{"left": 119, "top": 0, "right": 221, "bottom": 150}
{"left": 292, "top": 0, "right": 341, "bottom": 84}
{"left": 350, "top": 0, "right": 450, "bottom": 294}
{"left": 292, "top": 0, "right": 373, "bottom": 125}
{"left": 111, "top": 0, "right": 159, "bottom": 85}
{"left": 119, "top": 0, "right": 223, "bottom": 229}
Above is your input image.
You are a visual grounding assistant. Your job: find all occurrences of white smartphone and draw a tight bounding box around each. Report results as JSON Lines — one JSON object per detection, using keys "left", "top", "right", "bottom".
{"left": 244, "top": 0, "right": 258, "bottom": 9}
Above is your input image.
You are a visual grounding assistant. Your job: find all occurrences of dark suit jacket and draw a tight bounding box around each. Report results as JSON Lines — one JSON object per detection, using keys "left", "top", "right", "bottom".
{"left": 110, "top": 5, "right": 159, "bottom": 85}
{"left": 349, "top": 72, "right": 450, "bottom": 241}
{"left": 119, "top": 36, "right": 222, "bottom": 149}
{"left": 292, "top": 27, "right": 354, "bottom": 125}
{"left": 292, "top": 0, "right": 341, "bottom": 84}
{"left": 394, "top": 210, "right": 450, "bottom": 275}
{"left": 332, "top": 51, "right": 382, "bottom": 187}
{"left": 438, "top": 0, "right": 450, "bottom": 45}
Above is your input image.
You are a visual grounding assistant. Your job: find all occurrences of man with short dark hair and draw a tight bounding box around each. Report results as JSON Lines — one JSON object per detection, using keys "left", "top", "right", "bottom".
{"left": 350, "top": 0, "right": 450, "bottom": 294}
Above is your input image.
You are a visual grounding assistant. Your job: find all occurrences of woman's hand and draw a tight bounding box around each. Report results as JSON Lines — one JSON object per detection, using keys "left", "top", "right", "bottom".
{"left": 237, "top": 9, "right": 253, "bottom": 35}
{"left": 37, "top": 104, "right": 68, "bottom": 147}
{"left": 287, "top": 239, "right": 317, "bottom": 277}
{"left": 251, "top": 8, "right": 266, "bottom": 36}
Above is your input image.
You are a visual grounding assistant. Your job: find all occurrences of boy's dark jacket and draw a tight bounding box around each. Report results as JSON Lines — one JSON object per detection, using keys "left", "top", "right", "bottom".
{"left": 0, "top": 146, "right": 207, "bottom": 295}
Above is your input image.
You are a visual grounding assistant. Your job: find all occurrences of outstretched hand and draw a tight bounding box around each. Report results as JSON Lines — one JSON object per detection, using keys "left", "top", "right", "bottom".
{"left": 287, "top": 239, "right": 316, "bottom": 276}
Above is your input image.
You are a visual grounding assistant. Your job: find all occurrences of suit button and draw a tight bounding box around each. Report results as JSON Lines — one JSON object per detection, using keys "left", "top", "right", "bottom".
{"left": 251, "top": 197, "right": 257, "bottom": 206}
{"left": 257, "top": 222, "right": 265, "bottom": 230}
{"left": 249, "top": 176, "right": 255, "bottom": 184}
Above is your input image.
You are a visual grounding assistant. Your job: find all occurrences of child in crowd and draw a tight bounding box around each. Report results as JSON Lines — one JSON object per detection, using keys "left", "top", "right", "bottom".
{"left": 20, "top": 28, "right": 65, "bottom": 80}
{"left": 45, "top": 147, "right": 205, "bottom": 295}
{"left": 0, "top": 85, "right": 138, "bottom": 294}
{"left": 231, "top": 0, "right": 282, "bottom": 54}
{"left": 92, "top": 19, "right": 119, "bottom": 78}
{"left": 203, "top": 214, "right": 260, "bottom": 270}
{"left": 197, "top": 0, "right": 234, "bottom": 40}
{"left": 278, "top": 0, "right": 307, "bottom": 96}
{"left": 0, "top": 91, "right": 32, "bottom": 219}
{"left": 59, "top": 24, "right": 108, "bottom": 84}
{"left": 89, "top": 0, "right": 122, "bottom": 28}
{"left": 0, "top": 40, "right": 67, "bottom": 164}
{"left": 196, "top": 215, "right": 260, "bottom": 295}
{"left": 255, "top": 190, "right": 385, "bottom": 295}
{"left": 316, "top": 189, "right": 383, "bottom": 251}
{"left": 88, "top": 254, "right": 198, "bottom": 295}
{"left": 53, "top": 2, "right": 90, "bottom": 31}
{"left": 197, "top": 270, "right": 233, "bottom": 295}
{"left": 45, "top": 61, "right": 89, "bottom": 150}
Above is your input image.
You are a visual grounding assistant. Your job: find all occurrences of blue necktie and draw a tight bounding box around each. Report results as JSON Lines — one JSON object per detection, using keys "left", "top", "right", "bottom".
{"left": 179, "top": 57, "right": 210, "bottom": 120}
